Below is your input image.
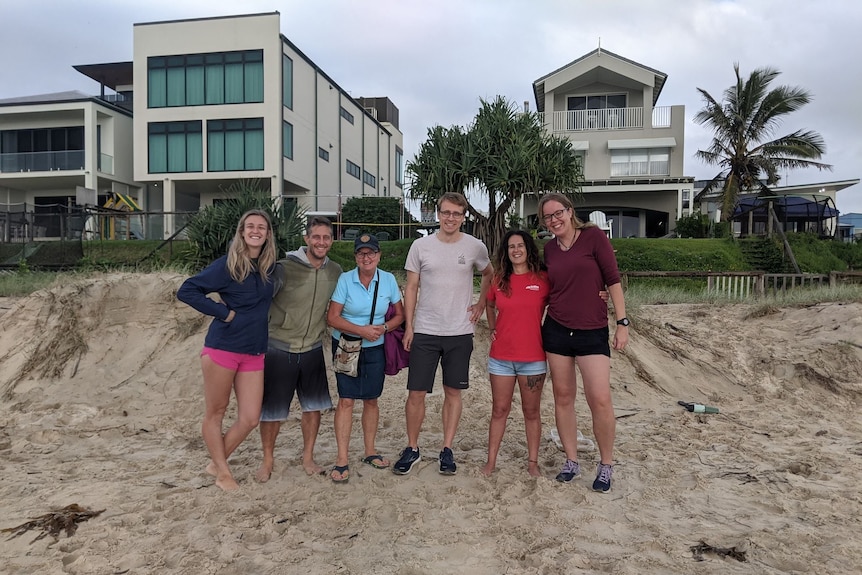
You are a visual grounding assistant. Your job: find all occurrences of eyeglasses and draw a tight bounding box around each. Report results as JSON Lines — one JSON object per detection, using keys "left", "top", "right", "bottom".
{"left": 541, "top": 208, "right": 570, "bottom": 223}
{"left": 355, "top": 251, "right": 379, "bottom": 260}
{"left": 438, "top": 210, "right": 465, "bottom": 219}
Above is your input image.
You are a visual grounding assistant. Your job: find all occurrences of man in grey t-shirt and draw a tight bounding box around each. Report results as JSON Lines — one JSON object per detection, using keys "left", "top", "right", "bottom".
{"left": 392, "top": 192, "right": 493, "bottom": 476}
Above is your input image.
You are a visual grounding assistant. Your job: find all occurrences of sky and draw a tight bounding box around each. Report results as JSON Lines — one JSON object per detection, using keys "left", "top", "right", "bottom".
{"left": 2, "top": 0, "right": 861, "bottom": 214}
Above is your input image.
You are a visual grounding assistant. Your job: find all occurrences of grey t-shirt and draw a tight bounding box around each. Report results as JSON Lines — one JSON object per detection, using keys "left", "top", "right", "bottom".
{"left": 404, "top": 233, "right": 490, "bottom": 336}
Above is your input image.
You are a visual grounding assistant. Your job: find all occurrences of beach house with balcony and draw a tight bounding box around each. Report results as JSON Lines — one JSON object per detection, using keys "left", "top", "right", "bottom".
{"left": 0, "top": 90, "right": 136, "bottom": 240}
{"left": 0, "top": 11, "right": 404, "bottom": 240}
{"left": 528, "top": 48, "right": 694, "bottom": 238}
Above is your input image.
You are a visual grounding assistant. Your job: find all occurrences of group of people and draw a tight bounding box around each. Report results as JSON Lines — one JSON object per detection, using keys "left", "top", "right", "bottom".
{"left": 176, "top": 191, "right": 628, "bottom": 493}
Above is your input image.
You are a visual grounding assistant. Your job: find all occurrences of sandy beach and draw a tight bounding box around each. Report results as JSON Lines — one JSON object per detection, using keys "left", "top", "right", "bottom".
{"left": 1, "top": 272, "right": 861, "bottom": 574}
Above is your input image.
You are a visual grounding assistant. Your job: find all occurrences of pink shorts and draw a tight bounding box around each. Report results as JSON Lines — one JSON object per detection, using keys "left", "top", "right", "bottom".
{"left": 201, "top": 347, "right": 265, "bottom": 372}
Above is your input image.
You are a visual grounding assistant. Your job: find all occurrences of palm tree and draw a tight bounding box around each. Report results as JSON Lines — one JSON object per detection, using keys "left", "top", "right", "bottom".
{"left": 694, "top": 63, "right": 832, "bottom": 220}
{"left": 407, "top": 96, "right": 582, "bottom": 255}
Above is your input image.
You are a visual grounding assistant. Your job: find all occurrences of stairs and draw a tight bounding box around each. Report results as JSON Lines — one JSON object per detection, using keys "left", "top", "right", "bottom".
{"left": 738, "top": 238, "right": 791, "bottom": 272}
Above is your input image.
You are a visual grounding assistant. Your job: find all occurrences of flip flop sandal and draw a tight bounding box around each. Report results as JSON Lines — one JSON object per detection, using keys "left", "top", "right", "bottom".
{"left": 330, "top": 465, "right": 349, "bottom": 483}
{"left": 362, "top": 454, "right": 390, "bottom": 469}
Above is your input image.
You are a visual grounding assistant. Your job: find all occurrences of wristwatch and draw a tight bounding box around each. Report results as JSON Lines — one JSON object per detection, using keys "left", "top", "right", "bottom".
{"left": 616, "top": 317, "right": 630, "bottom": 327}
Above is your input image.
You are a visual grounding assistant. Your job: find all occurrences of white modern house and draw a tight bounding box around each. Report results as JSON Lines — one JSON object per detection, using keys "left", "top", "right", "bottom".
{"left": 0, "top": 91, "right": 136, "bottom": 239}
{"left": 528, "top": 48, "right": 694, "bottom": 238}
{"left": 0, "top": 12, "right": 404, "bottom": 239}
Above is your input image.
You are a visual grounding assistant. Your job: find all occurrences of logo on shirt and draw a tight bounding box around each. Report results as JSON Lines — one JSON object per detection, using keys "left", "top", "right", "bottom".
{"left": 458, "top": 254, "right": 466, "bottom": 265}
{"left": 525, "top": 284, "right": 541, "bottom": 291}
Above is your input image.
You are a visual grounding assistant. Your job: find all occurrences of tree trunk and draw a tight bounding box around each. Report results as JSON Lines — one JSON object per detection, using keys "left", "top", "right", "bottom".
{"left": 470, "top": 210, "right": 510, "bottom": 257}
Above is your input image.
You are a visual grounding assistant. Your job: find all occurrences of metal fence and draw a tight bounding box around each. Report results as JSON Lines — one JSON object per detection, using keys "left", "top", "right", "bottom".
{"left": 0, "top": 205, "right": 196, "bottom": 243}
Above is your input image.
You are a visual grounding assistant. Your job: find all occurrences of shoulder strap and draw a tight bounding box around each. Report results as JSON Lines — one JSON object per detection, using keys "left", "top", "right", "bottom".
{"left": 369, "top": 270, "right": 380, "bottom": 323}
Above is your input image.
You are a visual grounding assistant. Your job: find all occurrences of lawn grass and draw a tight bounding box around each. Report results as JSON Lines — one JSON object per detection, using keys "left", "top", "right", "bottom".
{"left": 1, "top": 234, "right": 859, "bottom": 298}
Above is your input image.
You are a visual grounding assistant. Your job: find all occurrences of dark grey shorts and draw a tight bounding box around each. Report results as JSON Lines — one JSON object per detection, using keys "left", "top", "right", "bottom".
{"left": 260, "top": 344, "right": 332, "bottom": 422}
{"left": 406, "top": 333, "right": 473, "bottom": 393}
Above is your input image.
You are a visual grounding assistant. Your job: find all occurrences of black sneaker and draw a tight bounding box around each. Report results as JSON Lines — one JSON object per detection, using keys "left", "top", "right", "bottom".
{"left": 554, "top": 459, "right": 581, "bottom": 483}
{"left": 392, "top": 447, "right": 421, "bottom": 475}
{"left": 592, "top": 463, "right": 613, "bottom": 492}
{"left": 439, "top": 447, "right": 457, "bottom": 475}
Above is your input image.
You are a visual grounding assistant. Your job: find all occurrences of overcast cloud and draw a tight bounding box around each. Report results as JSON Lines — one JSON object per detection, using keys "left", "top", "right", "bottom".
{"left": 2, "top": 0, "right": 860, "bottom": 213}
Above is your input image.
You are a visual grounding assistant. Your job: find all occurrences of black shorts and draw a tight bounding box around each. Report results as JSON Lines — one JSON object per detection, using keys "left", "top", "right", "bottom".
{"left": 541, "top": 315, "right": 610, "bottom": 358}
{"left": 260, "top": 344, "right": 332, "bottom": 421}
{"left": 406, "top": 333, "right": 473, "bottom": 392}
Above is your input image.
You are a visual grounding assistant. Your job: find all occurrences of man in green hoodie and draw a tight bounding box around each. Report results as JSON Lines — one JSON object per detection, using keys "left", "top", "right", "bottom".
{"left": 256, "top": 216, "right": 343, "bottom": 482}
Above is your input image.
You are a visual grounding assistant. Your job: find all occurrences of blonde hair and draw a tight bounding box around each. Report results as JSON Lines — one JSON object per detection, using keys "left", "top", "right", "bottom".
{"left": 537, "top": 193, "right": 594, "bottom": 230}
{"left": 437, "top": 192, "right": 468, "bottom": 212}
{"left": 226, "top": 209, "right": 276, "bottom": 283}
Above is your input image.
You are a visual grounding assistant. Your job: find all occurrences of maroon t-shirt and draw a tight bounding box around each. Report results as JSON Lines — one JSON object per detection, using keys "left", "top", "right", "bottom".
{"left": 544, "top": 226, "right": 621, "bottom": 330}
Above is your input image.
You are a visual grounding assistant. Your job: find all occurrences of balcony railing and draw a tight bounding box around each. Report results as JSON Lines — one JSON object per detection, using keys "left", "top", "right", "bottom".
{"left": 99, "top": 153, "right": 114, "bottom": 175}
{"left": 0, "top": 150, "right": 85, "bottom": 173}
{"left": 540, "top": 106, "right": 673, "bottom": 132}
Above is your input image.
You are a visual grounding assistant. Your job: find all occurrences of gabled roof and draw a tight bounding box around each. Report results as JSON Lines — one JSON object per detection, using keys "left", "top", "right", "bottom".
{"left": 533, "top": 48, "right": 667, "bottom": 112}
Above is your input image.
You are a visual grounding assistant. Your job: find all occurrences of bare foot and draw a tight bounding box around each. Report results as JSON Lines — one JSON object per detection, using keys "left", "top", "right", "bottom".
{"left": 214, "top": 473, "right": 240, "bottom": 492}
{"left": 255, "top": 459, "right": 273, "bottom": 483}
{"left": 303, "top": 460, "right": 324, "bottom": 476}
{"left": 527, "top": 460, "right": 541, "bottom": 478}
{"left": 480, "top": 462, "right": 495, "bottom": 477}
{"left": 205, "top": 461, "right": 217, "bottom": 477}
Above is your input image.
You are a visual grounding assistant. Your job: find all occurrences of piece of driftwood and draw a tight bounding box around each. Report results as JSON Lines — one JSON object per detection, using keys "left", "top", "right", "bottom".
{"left": 690, "top": 540, "right": 747, "bottom": 562}
{"left": 2, "top": 504, "right": 104, "bottom": 542}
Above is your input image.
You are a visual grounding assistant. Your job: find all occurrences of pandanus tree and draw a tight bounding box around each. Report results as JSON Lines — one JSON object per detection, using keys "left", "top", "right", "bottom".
{"left": 694, "top": 63, "right": 832, "bottom": 220}
{"left": 406, "top": 96, "right": 583, "bottom": 256}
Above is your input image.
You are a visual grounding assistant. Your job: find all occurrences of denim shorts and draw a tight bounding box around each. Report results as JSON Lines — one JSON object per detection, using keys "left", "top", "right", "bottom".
{"left": 330, "top": 339, "right": 386, "bottom": 400}
{"left": 487, "top": 357, "right": 547, "bottom": 377}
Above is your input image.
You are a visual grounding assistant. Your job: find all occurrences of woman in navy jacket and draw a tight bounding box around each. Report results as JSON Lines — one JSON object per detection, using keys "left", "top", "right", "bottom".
{"left": 177, "top": 209, "right": 277, "bottom": 491}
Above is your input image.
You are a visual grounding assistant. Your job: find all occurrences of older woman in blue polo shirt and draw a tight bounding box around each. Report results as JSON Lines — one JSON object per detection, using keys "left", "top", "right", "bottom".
{"left": 326, "top": 234, "right": 404, "bottom": 483}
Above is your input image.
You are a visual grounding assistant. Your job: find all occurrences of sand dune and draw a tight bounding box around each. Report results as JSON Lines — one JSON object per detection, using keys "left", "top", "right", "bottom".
{"left": 1, "top": 273, "right": 861, "bottom": 574}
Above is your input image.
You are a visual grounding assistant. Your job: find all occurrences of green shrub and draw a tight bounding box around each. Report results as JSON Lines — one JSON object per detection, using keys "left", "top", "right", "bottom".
{"left": 785, "top": 233, "right": 847, "bottom": 273}
{"left": 675, "top": 213, "right": 709, "bottom": 238}
{"left": 183, "top": 180, "right": 305, "bottom": 268}
{"left": 828, "top": 239, "right": 862, "bottom": 270}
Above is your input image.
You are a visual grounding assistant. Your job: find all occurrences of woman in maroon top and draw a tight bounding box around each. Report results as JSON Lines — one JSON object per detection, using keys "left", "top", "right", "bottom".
{"left": 538, "top": 193, "right": 629, "bottom": 493}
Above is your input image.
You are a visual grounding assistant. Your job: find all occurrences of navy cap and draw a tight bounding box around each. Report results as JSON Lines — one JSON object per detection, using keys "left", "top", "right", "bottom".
{"left": 354, "top": 234, "right": 380, "bottom": 253}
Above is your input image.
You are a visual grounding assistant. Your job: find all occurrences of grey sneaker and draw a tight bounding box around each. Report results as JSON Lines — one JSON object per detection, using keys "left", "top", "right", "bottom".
{"left": 439, "top": 447, "right": 457, "bottom": 475}
{"left": 555, "top": 459, "right": 581, "bottom": 483}
{"left": 393, "top": 447, "right": 420, "bottom": 475}
{"left": 592, "top": 463, "right": 613, "bottom": 492}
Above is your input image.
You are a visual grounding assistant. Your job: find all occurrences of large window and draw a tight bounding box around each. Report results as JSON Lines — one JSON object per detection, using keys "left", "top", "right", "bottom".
{"left": 568, "top": 94, "right": 627, "bottom": 111}
{"left": 567, "top": 93, "right": 627, "bottom": 130}
{"left": 148, "top": 121, "right": 202, "bottom": 173}
{"left": 1, "top": 126, "right": 84, "bottom": 171}
{"left": 610, "top": 148, "right": 669, "bottom": 177}
{"left": 283, "top": 121, "right": 293, "bottom": 160}
{"left": 148, "top": 50, "right": 263, "bottom": 108}
{"left": 207, "top": 118, "right": 264, "bottom": 172}
{"left": 395, "top": 147, "right": 403, "bottom": 187}
{"left": 282, "top": 54, "right": 293, "bottom": 109}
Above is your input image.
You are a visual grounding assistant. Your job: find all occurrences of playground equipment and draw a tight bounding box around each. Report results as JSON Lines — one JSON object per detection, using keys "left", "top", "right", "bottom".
{"left": 99, "top": 193, "right": 143, "bottom": 240}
